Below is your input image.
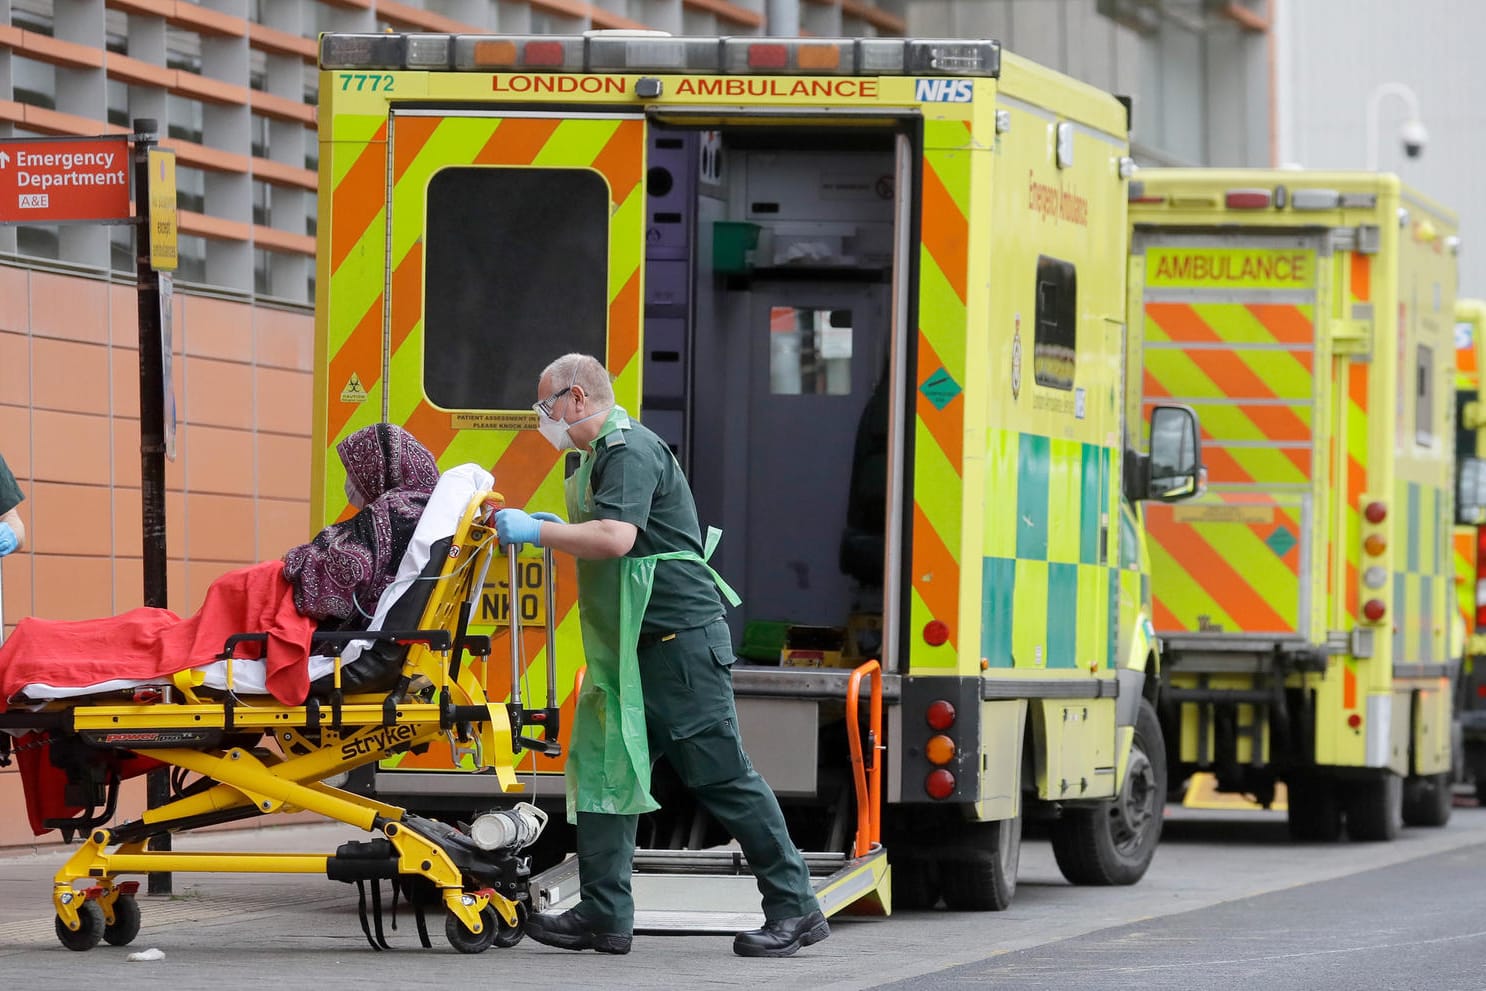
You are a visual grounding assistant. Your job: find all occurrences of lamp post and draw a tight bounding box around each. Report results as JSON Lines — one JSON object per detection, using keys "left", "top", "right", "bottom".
{"left": 1365, "top": 81, "right": 1427, "bottom": 171}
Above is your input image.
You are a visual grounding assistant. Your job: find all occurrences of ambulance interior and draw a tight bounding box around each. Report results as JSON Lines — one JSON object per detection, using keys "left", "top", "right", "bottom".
{"left": 638, "top": 123, "right": 904, "bottom": 673}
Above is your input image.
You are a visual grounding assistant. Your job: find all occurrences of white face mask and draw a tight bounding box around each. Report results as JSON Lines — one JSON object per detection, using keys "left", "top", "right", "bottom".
{"left": 537, "top": 413, "right": 575, "bottom": 451}
{"left": 537, "top": 406, "right": 607, "bottom": 452}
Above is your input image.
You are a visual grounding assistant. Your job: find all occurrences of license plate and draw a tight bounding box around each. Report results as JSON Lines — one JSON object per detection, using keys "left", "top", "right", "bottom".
{"left": 480, "top": 556, "right": 547, "bottom": 627}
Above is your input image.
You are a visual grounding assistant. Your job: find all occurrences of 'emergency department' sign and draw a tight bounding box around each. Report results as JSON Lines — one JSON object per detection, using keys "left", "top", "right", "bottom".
{"left": 0, "top": 135, "right": 131, "bottom": 224}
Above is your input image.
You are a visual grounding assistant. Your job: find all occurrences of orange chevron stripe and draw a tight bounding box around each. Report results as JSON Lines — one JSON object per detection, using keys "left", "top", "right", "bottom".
{"left": 389, "top": 240, "right": 423, "bottom": 354}
{"left": 1245, "top": 303, "right": 1314, "bottom": 344}
{"left": 1146, "top": 302, "right": 1220, "bottom": 343}
{"left": 1144, "top": 367, "right": 1170, "bottom": 398}
{"left": 591, "top": 118, "right": 643, "bottom": 203}
{"left": 474, "top": 116, "right": 562, "bottom": 165}
{"left": 1343, "top": 665, "right": 1357, "bottom": 709}
{"left": 1147, "top": 514, "right": 1292, "bottom": 631}
{"left": 1349, "top": 361, "right": 1370, "bottom": 413}
{"left": 920, "top": 159, "right": 967, "bottom": 303}
{"left": 606, "top": 269, "right": 641, "bottom": 377}
{"left": 330, "top": 122, "right": 387, "bottom": 274}
{"left": 1350, "top": 253, "right": 1371, "bottom": 303}
{"left": 327, "top": 296, "right": 384, "bottom": 444}
{"left": 911, "top": 502, "right": 959, "bottom": 649}
{"left": 915, "top": 335, "right": 963, "bottom": 471}
{"left": 391, "top": 114, "right": 439, "bottom": 182}
{"left": 1152, "top": 596, "right": 1181, "bottom": 631}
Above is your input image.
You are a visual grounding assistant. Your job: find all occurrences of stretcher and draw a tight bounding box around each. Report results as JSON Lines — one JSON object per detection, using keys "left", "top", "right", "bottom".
{"left": 0, "top": 465, "right": 562, "bottom": 954}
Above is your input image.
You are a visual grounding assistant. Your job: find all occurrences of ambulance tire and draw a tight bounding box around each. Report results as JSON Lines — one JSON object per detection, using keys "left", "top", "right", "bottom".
{"left": 938, "top": 814, "right": 1020, "bottom": 911}
{"left": 886, "top": 851, "right": 939, "bottom": 911}
{"left": 1344, "top": 772, "right": 1402, "bottom": 842}
{"left": 1401, "top": 771, "right": 1453, "bottom": 828}
{"left": 1285, "top": 776, "right": 1343, "bottom": 842}
{"left": 1050, "top": 698, "right": 1166, "bottom": 886}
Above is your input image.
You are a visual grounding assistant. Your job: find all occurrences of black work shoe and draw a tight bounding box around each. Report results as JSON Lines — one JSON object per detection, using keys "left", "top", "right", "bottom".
{"left": 732, "top": 910, "right": 830, "bottom": 958}
{"left": 525, "top": 909, "right": 632, "bottom": 955}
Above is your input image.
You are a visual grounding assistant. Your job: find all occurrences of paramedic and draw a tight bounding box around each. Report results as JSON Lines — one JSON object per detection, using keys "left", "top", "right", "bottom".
{"left": 0, "top": 452, "right": 25, "bottom": 557}
{"left": 494, "top": 353, "right": 827, "bottom": 958}
{"left": 283, "top": 423, "right": 440, "bottom": 629}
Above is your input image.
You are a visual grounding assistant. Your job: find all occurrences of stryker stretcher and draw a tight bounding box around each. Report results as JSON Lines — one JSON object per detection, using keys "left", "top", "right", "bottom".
{"left": 0, "top": 465, "right": 562, "bottom": 954}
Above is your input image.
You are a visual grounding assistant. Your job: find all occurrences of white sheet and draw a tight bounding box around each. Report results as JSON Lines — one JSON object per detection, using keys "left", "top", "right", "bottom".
{"left": 19, "top": 464, "right": 494, "bottom": 701}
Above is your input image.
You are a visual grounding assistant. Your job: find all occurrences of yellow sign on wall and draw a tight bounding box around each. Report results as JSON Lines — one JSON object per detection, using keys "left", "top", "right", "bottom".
{"left": 147, "top": 148, "right": 178, "bottom": 271}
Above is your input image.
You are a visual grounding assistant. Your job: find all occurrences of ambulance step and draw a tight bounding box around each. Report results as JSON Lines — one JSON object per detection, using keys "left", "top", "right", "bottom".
{"left": 528, "top": 845, "right": 890, "bottom": 935}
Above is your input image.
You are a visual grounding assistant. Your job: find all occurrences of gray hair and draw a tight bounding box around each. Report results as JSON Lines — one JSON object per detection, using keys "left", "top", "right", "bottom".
{"left": 541, "top": 353, "right": 615, "bottom": 407}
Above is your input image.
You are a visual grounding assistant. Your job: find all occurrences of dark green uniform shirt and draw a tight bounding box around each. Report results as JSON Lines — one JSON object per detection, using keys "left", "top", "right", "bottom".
{"left": 588, "top": 418, "right": 722, "bottom": 635}
{"left": 0, "top": 453, "right": 23, "bottom": 517}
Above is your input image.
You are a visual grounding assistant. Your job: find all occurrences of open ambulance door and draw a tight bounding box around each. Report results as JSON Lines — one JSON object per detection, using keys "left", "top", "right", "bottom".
{"left": 366, "top": 109, "right": 649, "bottom": 804}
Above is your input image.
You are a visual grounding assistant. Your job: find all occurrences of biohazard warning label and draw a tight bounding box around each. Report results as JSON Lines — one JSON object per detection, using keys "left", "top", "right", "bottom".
{"left": 340, "top": 373, "right": 368, "bottom": 403}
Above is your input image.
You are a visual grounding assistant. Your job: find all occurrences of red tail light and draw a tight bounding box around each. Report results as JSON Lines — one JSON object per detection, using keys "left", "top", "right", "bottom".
{"left": 1477, "top": 528, "right": 1486, "bottom": 628}
{"left": 923, "top": 620, "right": 949, "bottom": 647}
{"left": 1363, "top": 598, "right": 1387, "bottom": 622}
{"left": 925, "top": 769, "right": 956, "bottom": 800}
{"left": 926, "top": 699, "right": 957, "bottom": 730}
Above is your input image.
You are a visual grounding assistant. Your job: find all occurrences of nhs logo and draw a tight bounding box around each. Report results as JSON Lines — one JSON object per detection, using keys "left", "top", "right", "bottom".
{"left": 915, "top": 79, "right": 974, "bottom": 103}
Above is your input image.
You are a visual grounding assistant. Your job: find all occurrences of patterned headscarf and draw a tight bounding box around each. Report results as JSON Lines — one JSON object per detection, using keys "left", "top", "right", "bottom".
{"left": 283, "top": 424, "right": 440, "bottom": 627}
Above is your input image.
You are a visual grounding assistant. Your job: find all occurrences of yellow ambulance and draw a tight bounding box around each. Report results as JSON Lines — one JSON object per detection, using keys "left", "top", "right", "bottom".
{"left": 1454, "top": 297, "right": 1486, "bottom": 801}
{"left": 311, "top": 31, "right": 1202, "bottom": 921}
{"left": 1130, "top": 169, "right": 1459, "bottom": 839}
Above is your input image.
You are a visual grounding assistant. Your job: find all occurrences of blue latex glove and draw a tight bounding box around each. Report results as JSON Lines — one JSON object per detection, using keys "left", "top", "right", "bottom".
{"left": 495, "top": 509, "right": 563, "bottom": 548}
{"left": 0, "top": 522, "right": 15, "bottom": 557}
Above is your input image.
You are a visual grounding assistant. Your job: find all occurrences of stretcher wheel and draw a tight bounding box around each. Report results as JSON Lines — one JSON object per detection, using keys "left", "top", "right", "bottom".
{"left": 492, "top": 902, "right": 527, "bottom": 948}
{"left": 103, "top": 894, "right": 142, "bottom": 946}
{"left": 445, "top": 904, "right": 498, "bottom": 954}
{"left": 55, "top": 900, "right": 105, "bottom": 951}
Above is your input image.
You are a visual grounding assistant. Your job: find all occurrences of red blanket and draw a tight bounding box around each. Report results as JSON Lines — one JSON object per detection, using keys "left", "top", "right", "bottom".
{"left": 0, "top": 560, "right": 318, "bottom": 709}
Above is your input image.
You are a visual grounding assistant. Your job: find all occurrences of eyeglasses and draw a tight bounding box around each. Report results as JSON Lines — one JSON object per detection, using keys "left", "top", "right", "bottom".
{"left": 533, "top": 386, "right": 572, "bottom": 419}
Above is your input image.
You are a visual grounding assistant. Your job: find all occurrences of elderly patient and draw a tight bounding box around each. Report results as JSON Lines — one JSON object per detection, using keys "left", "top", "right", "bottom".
{"left": 0, "top": 423, "right": 442, "bottom": 711}
{"left": 283, "top": 423, "right": 440, "bottom": 631}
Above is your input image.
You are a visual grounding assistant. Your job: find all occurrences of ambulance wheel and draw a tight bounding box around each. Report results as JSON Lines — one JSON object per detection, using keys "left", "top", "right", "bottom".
{"left": 445, "top": 903, "right": 498, "bottom": 954}
{"left": 1401, "top": 771, "right": 1453, "bottom": 827}
{"left": 1286, "top": 775, "right": 1343, "bottom": 842}
{"left": 887, "top": 852, "right": 939, "bottom": 910}
{"left": 1051, "top": 698, "right": 1166, "bottom": 886}
{"left": 103, "top": 894, "right": 141, "bottom": 946}
{"left": 939, "top": 813, "right": 1020, "bottom": 911}
{"left": 492, "top": 902, "right": 526, "bottom": 948}
{"left": 55, "top": 900, "right": 104, "bottom": 951}
{"left": 1344, "top": 772, "right": 1402, "bottom": 842}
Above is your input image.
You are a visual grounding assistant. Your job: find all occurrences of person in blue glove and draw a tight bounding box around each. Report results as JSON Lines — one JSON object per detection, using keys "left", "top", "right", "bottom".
{"left": 494, "top": 353, "right": 826, "bottom": 959}
{"left": 0, "top": 452, "right": 26, "bottom": 558}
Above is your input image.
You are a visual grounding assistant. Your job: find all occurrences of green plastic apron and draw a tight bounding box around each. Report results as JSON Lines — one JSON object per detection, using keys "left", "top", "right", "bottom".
{"left": 563, "top": 406, "right": 739, "bottom": 822}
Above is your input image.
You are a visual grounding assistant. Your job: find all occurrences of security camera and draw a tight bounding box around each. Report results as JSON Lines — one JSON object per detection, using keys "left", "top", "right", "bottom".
{"left": 1400, "top": 118, "right": 1428, "bottom": 159}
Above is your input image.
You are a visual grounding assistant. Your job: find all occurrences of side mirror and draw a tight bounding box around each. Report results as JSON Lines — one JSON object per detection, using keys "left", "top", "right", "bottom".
{"left": 1460, "top": 457, "right": 1486, "bottom": 525}
{"left": 1145, "top": 404, "right": 1203, "bottom": 502}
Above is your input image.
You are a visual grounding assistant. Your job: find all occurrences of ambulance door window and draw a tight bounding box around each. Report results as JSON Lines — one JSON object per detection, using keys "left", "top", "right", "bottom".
{"left": 1034, "top": 255, "right": 1077, "bottom": 391}
{"left": 769, "top": 307, "right": 854, "bottom": 396}
{"left": 1416, "top": 344, "right": 1435, "bottom": 447}
{"left": 423, "top": 167, "right": 609, "bottom": 411}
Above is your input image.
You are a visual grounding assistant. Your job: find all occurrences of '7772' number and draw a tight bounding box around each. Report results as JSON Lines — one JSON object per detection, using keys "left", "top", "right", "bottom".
{"left": 338, "top": 73, "right": 396, "bottom": 92}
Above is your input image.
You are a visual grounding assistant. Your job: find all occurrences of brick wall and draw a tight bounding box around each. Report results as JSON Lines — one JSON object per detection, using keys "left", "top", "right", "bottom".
{"left": 0, "top": 260, "right": 314, "bottom": 848}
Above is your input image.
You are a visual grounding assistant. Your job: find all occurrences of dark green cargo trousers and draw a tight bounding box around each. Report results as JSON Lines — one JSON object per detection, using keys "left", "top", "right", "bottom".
{"left": 573, "top": 617, "right": 819, "bottom": 933}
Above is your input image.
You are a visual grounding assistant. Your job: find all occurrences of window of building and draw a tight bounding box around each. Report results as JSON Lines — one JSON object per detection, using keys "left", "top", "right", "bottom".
{"left": 12, "top": 0, "right": 55, "bottom": 36}
{"left": 254, "top": 248, "right": 271, "bottom": 296}
{"left": 110, "top": 226, "right": 134, "bottom": 274}
{"left": 302, "top": 66, "right": 319, "bottom": 107}
{"left": 107, "top": 80, "right": 131, "bottom": 128}
{"left": 1033, "top": 254, "right": 1077, "bottom": 391}
{"left": 177, "top": 235, "right": 208, "bottom": 284}
{"left": 305, "top": 195, "right": 318, "bottom": 237}
{"left": 16, "top": 225, "right": 60, "bottom": 260}
{"left": 252, "top": 181, "right": 272, "bottom": 226}
{"left": 167, "top": 95, "right": 205, "bottom": 144}
{"left": 105, "top": 10, "right": 129, "bottom": 54}
{"left": 249, "top": 49, "right": 268, "bottom": 92}
{"left": 423, "top": 167, "right": 608, "bottom": 411}
{"left": 167, "top": 30, "right": 203, "bottom": 74}
{"left": 1417, "top": 344, "right": 1435, "bottom": 447}
{"left": 250, "top": 115, "right": 270, "bottom": 159}
{"left": 176, "top": 166, "right": 206, "bottom": 214}
{"left": 12, "top": 57, "right": 57, "bottom": 110}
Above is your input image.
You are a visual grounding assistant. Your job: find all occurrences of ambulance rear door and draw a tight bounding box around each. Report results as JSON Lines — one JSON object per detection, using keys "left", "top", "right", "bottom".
{"left": 372, "top": 108, "right": 649, "bottom": 793}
